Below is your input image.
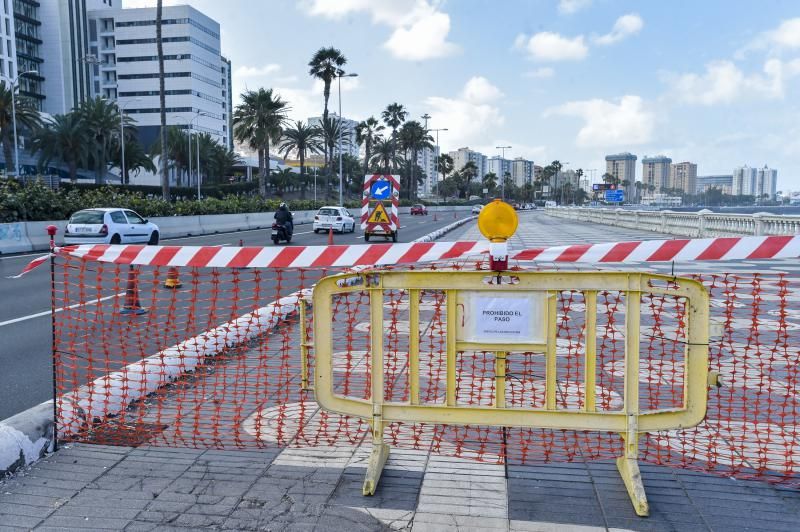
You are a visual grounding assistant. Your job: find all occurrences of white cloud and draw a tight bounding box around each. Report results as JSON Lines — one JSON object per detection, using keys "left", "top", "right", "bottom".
{"left": 558, "top": 0, "right": 592, "bottom": 15}
{"left": 460, "top": 76, "right": 504, "bottom": 103}
{"left": 515, "top": 32, "right": 588, "bottom": 61}
{"left": 423, "top": 78, "right": 505, "bottom": 149}
{"left": 594, "top": 13, "right": 643, "bottom": 45}
{"left": 546, "top": 95, "right": 655, "bottom": 148}
{"left": 664, "top": 58, "right": 800, "bottom": 105}
{"left": 234, "top": 64, "right": 281, "bottom": 78}
{"left": 769, "top": 18, "right": 800, "bottom": 50}
{"left": 524, "top": 67, "right": 555, "bottom": 79}
{"left": 304, "top": 0, "right": 458, "bottom": 61}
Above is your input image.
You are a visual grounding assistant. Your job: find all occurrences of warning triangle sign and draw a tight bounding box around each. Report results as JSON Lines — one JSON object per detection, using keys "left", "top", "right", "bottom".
{"left": 368, "top": 203, "right": 390, "bottom": 224}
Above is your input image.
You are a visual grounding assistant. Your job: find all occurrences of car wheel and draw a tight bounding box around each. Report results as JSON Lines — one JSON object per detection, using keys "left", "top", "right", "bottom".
{"left": 392, "top": 231, "right": 398, "bottom": 243}
{"left": 314, "top": 229, "right": 319, "bottom": 234}
{"left": 147, "top": 231, "right": 159, "bottom": 245}
{"left": 364, "top": 233, "right": 370, "bottom": 242}
{"left": 349, "top": 223, "right": 355, "bottom": 233}
{"left": 110, "top": 234, "right": 121, "bottom": 245}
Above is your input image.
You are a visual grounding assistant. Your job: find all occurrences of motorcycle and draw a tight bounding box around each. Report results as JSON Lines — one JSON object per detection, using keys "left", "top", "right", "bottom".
{"left": 271, "top": 221, "right": 292, "bottom": 244}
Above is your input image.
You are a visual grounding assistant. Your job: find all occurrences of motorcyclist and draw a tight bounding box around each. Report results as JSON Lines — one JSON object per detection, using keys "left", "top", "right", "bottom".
{"left": 274, "top": 202, "right": 293, "bottom": 236}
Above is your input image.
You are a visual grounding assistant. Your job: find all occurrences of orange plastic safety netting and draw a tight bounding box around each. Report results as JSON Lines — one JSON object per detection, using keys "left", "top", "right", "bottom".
{"left": 51, "top": 254, "right": 800, "bottom": 487}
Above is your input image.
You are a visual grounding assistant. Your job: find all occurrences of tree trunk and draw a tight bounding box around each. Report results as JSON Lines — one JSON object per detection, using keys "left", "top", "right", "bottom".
{"left": 262, "top": 139, "right": 271, "bottom": 197}
{"left": 156, "top": 0, "right": 169, "bottom": 200}
{"left": 68, "top": 161, "right": 78, "bottom": 183}
{"left": 2, "top": 133, "right": 13, "bottom": 178}
{"left": 363, "top": 141, "right": 370, "bottom": 182}
{"left": 257, "top": 148, "right": 266, "bottom": 197}
{"left": 322, "top": 81, "right": 330, "bottom": 168}
{"left": 299, "top": 152, "right": 306, "bottom": 199}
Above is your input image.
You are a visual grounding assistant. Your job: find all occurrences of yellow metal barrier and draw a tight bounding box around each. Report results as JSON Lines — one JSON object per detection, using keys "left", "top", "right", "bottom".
{"left": 311, "top": 270, "right": 711, "bottom": 516}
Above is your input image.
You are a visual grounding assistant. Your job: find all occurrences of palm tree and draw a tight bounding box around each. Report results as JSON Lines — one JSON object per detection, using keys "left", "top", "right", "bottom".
{"left": 233, "top": 88, "right": 290, "bottom": 197}
{"left": 111, "top": 138, "right": 156, "bottom": 183}
{"left": 381, "top": 103, "right": 407, "bottom": 171}
{"left": 437, "top": 153, "right": 454, "bottom": 178}
{"left": 156, "top": 0, "right": 169, "bottom": 199}
{"left": 482, "top": 172, "right": 498, "bottom": 195}
{"left": 30, "top": 113, "right": 87, "bottom": 182}
{"left": 460, "top": 161, "right": 478, "bottom": 198}
{"left": 207, "top": 145, "right": 242, "bottom": 183}
{"left": 74, "top": 97, "right": 121, "bottom": 184}
{"left": 149, "top": 126, "right": 191, "bottom": 185}
{"left": 355, "top": 117, "right": 383, "bottom": 179}
{"left": 270, "top": 167, "right": 296, "bottom": 195}
{"left": 398, "top": 120, "right": 432, "bottom": 200}
{"left": 308, "top": 47, "right": 347, "bottom": 166}
{"left": 370, "top": 137, "right": 399, "bottom": 174}
{"left": 278, "top": 120, "right": 323, "bottom": 198}
{"left": 0, "top": 82, "right": 42, "bottom": 176}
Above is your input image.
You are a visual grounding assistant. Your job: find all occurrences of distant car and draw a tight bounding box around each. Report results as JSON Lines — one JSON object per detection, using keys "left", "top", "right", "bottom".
{"left": 410, "top": 204, "right": 428, "bottom": 215}
{"left": 513, "top": 203, "right": 521, "bottom": 210}
{"left": 313, "top": 206, "right": 356, "bottom": 234}
{"left": 471, "top": 205, "right": 483, "bottom": 214}
{"left": 64, "top": 208, "right": 159, "bottom": 245}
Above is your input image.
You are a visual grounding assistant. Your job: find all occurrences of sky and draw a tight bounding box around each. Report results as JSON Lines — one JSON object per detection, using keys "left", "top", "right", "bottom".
{"left": 123, "top": 0, "right": 800, "bottom": 191}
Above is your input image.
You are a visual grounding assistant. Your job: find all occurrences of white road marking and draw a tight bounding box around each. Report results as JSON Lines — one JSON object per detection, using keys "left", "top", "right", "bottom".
{"left": 0, "top": 292, "right": 123, "bottom": 328}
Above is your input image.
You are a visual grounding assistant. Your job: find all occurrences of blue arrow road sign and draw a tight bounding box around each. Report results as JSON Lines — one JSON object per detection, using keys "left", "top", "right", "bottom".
{"left": 370, "top": 180, "right": 391, "bottom": 200}
{"left": 605, "top": 189, "right": 625, "bottom": 202}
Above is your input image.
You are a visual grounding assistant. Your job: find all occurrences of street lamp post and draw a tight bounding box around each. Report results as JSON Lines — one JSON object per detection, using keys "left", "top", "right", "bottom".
{"left": 496, "top": 145, "right": 511, "bottom": 200}
{"left": 337, "top": 72, "right": 358, "bottom": 206}
{"left": 117, "top": 98, "right": 141, "bottom": 183}
{"left": 430, "top": 128, "right": 448, "bottom": 201}
{"left": 2, "top": 70, "right": 39, "bottom": 178}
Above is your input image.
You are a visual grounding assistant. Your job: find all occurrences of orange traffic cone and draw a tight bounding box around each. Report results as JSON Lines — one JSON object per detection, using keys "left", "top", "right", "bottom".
{"left": 120, "top": 266, "right": 147, "bottom": 315}
{"left": 328, "top": 227, "right": 334, "bottom": 245}
{"left": 164, "top": 266, "right": 182, "bottom": 289}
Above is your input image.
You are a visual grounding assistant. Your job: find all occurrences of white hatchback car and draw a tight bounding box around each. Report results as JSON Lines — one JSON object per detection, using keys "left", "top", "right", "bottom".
{"left": 64, "top": 208, "right": 160, "bottom": 245}
{"left": 471, "top": 205, "right": 483, "bottom": 214}
{"left": 313, "top": 206, "right": 356, "bottom": 234}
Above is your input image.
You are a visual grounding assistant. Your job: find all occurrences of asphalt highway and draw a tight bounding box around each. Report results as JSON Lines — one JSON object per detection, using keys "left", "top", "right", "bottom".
{"left": 0, "top": 212, "right": 474, "bottom": 420}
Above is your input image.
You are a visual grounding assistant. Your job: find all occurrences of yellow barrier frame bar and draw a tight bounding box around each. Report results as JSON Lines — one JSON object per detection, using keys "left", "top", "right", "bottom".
{"left": 312, "top": 271, "right": 710, "bottom": 515}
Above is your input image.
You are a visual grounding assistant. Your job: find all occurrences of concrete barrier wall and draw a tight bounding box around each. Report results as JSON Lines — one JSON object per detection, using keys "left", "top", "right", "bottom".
{"left": 1, "top": 205, "right": 475, "bottom": 254}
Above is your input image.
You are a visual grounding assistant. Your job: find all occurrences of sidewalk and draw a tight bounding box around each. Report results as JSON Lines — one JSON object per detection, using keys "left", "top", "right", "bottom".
{"left": 2, "top": 441, "right": 800, "bottom": 531}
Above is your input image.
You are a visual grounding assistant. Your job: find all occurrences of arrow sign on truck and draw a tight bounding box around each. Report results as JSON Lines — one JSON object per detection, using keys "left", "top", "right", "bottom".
{"left": 370, "top": 181, "right": 391, "bottom": 200}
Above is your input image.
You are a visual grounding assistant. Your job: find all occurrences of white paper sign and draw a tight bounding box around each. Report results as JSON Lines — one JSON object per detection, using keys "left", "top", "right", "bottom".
{"left": 459, "top": 292, "right": 545, "bottom": 344}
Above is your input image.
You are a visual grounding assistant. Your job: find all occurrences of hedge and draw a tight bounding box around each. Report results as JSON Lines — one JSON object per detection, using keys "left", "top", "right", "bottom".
{"left": 1, "top": 179, "right": 480, "bottom": 223}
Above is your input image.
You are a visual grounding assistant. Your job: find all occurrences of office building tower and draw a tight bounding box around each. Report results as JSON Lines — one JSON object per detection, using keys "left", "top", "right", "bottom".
{"left": 642, "top": 155, "right": 672, "bottom": 192}
{"left": 670, "top": 161, "right": 697, "bottom": 194}
{"left": 605, "top": 152, "right": 637, "bottom": 198}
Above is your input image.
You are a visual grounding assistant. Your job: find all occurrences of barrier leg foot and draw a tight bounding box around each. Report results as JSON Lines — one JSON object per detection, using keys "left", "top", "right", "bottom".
{"left": 362, "top": 442, "right": 390, "bottom": 496}
{"left": 616, "top": 456, "right": 649, "bottom": 517}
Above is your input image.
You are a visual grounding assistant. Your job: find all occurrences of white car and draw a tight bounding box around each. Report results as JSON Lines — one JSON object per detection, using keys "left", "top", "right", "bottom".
{"left": 64, "top": 208, "right": 160, "bottom": 245}
{"left": 471, "top": 205, "right": 483, "bottom": 214}
{"left": 313, "top": 206, "right": 356, "bottom": 234}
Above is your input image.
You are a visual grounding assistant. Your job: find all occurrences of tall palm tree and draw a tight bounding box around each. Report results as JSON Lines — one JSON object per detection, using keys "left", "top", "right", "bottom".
{"left": 74, "top": 97, "right": 120, "bottom": 184}
{"left": 437, "top": 153, "right": 454, "bottom": 178}
{"left": 381, "top": 103, "right": 407, "bottom": 171}
{"left": 207, "top": 145, "right": 242, "bottom": 183}
{"left": 30, "top": 113, "right": 87, "bottom": 182}
{"left": 355, "top": 117, "right": 383, "bottom": 179}
{"left": 270, "top": 167, "right": 296, "bottom": 195}
{"left": 460, "top": 161, "right": 478, "bottom": 198}
{"left": 482, "top": 172, "right": 498, "bottom": 195}
{"left": 278, "top": 120, "right": 323, "bottom": 198}
{"left": 233, "top": 88, "right": 290, "bottom": 197}
{"left": 370, "top": 137, "right": 399, "bottom": 174}
{"left": 149, "top": 126, "right": 191, "bottom": 186}
{"left": 0, "top": 82, "right": 42, "bottom": 176}
{"left": 156, "top": 0, "right": 169, "bottom": 199}
{"left": 308, "top": 47, "right": 347, "bottom": 167}
{"left": 398, "top": 120, "right": 432, "bottom": 200}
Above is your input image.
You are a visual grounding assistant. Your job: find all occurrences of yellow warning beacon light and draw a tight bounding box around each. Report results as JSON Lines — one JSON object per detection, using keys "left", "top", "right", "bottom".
{"left": 477, "top": 199, "right": 518, "bottom": 271}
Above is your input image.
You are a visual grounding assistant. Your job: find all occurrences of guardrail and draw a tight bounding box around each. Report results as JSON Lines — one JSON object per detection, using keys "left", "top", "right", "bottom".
{"left": 545, "top": 207, "right": 800, "bottom": 237}
{"left": 0, "top": 206, "right": 474, "bottom": 255}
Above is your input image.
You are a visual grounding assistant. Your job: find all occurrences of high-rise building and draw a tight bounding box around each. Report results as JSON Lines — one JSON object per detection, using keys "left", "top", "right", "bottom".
{"left": 486, "top": 156, "right": 511, "bottom": 181}
{"left": 86, "top": 5, "right": 230, "bottom": 149}
{"left": 670, "top": 161, "right": 697, "bottom": 194}
{"left": 605, "top": 152, "right": 637, "bottom": 198}
{"left": 533, "top": 165, "right": 543, "bottom": 183}
{"left": 755, "top": 165, "right": 778, "bottom": 200}
{"left": 415, "top": 145, "right": 440, "bottom": 196}
{"left": 0, "top": 0, "right": 17, "bottom": 87}
{"left": 642, "top": 155, "right": 672, "bottom": 192}
{"left": 220, "top": 55, "right": 232, "bottom": 150}
{"left": 308, "top": 112, "right": 358, "bottom": 159}
{"left": 449, "top": 147, "right": 487, "bottom": 178}
{"left": 732, "top": 165, "right": 757, "bottom": 195}
{"left": 696, "top": 175, "right": 733, "bottom": 195}
{"left": 511, "top": 157, "right": 533, "bottom": 187}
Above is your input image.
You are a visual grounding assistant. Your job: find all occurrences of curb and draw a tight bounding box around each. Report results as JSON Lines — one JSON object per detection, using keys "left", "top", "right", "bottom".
{"left": 0, "top": 215, "right": 477, "bottom": 478}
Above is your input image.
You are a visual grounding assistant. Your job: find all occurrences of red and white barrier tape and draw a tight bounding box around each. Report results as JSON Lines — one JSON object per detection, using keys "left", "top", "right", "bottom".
{"left": 12, "top": 241, "right": 488, "bottom": 277}
{"left": 510, "top": 235, "right": 800, "bottom": 263}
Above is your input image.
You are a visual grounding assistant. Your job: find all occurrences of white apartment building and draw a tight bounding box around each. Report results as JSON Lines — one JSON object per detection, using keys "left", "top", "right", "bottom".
{"left": 755, "top": 165, "right": 778, "bottom": 200}
{"left": 87, "top": 5, "right": 229, "bottom": 150}
{"left": 307, "top": 112, "right": 359, "bottom": 159}
{"left": 486, "top": 156, "right": 511, "bottom": 180}
{"left": 416, "top": 145, "right": 439, "bottom": 196}
{"left": 0, "top": 0, "right": 17, "bottom": 90}
{"left": 449, "top": 147, "right": 487, "bottom": 179}
{"left": 733, "top": 165, "right": 758, "bottom": 196}
{"left": 511, "top": 157, "right": 533, "bottom": 187}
